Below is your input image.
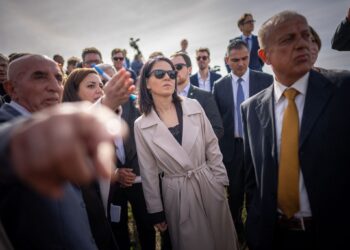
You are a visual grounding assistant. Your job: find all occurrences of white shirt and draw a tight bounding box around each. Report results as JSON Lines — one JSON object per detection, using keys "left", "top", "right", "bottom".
{"left": 231, "top": 69, "right": 250, "bottom": 137}
{"left": 197, "top": 72, "right": 211, "bottom": 92}
{"left": 178, "top": 82, "right": 191, "bottom": 97}
{"left": 274, "top": 72, "right": 312, "bottom": 218}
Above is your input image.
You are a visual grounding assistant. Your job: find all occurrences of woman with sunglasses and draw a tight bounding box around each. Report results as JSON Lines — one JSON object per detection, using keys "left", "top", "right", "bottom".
{"left": 134, "top": 57, "right": 238, "bottom": 250}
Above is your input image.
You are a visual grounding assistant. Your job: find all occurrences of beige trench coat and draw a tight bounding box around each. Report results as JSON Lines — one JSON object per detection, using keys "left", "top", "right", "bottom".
{"left": 134, "top": 97, "right": 238, "bottom": 250}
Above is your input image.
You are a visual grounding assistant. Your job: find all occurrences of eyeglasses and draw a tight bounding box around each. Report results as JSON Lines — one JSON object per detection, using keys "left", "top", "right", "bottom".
{"left": 174, "top": 63, "right": 187, "bottom": 71}
{"left": 148, "top": 69, "right": 177, "bottom": 79}
{"left": 196, "top": 56, "right": 208, "bottom": 61}
{"left": 244, "top": 20, "right": 256, "bottom": 24}
{"left": 113, "top": 57, "right": 124, "bottom": 61}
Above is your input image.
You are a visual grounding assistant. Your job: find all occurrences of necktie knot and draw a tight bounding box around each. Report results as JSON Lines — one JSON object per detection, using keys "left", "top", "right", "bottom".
{"left": 237, "top": 78, "right": 243, "bottom": 85}
{"left": 283, "top": 88, "right": 299, "bottom": 101}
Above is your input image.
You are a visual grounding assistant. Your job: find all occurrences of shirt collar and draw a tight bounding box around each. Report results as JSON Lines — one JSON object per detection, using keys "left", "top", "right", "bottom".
{"left": 274, "top": 72, "right": 309, "bottom": 103}
{"left": 178, "top": 82, "right": 190, "bottom": 97}
{"left": 8, "top": 101, "right": 32, "bottom": 117}
{"left": 230, "top": 68, "right": 249, "bottom": 84}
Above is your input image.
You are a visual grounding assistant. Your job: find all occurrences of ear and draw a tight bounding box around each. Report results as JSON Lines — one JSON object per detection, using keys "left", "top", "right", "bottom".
{"left": 3, "top": 80, "right": 14, "bottom": 97}
{"left": 188, "top": 66, "right": 192, "bottom": 75}
{"left": 258, "top": 49, "right": 269, "bottom": 64}
{"left": 225, "top": 56, "right": 229, "bottom": 65}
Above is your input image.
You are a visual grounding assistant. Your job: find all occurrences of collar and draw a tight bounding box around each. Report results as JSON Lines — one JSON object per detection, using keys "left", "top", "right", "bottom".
{"left": 8, "top": 101, "right": 32, "bottom": 117}
{"left": 230, "top": 68, "right": 249, "bottom": 84}
{"left": 274, "top": 72, "right": 309, "bottom": 104}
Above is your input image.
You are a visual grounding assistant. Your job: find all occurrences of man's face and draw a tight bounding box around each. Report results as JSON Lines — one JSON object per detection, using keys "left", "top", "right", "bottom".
{"left": 226, "top": 47, "right": 250, "bottom": 77}
{"left": 10, "top": 56, "right": 64, "bottom": 112}
{"left": 112, "top": 52, "right": 124, "bottom": 71}
{"left": 0, "top": 59, "right": 8, "bottom": 84}
{"left": 196, "top": 51, "right": 210, "bottom": 71}
{"left": 240, "top": 15, "right": 255, "bottom": 34}
{"left": 83, "top": 53, "right": 102, "bottom": 68}
{"left": 262, "top": 18, "right": 311, "bottom": 85}
{"left": 171, "top": 56, "right": 190, "bottom": 86}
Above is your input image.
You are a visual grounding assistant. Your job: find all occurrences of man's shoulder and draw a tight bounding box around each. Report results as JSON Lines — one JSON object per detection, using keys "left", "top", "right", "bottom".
{"left": 214, "top": 74, "right": 231, "bottom": 86}
{"left": 190, "top": 85, "right": 213, "bottom": 97}
{"left": 210, "top": 71, "right": 222, "bottom": 80}
{"left": 0, "top": 104, "right": 19, "bottom": 123}
{"left": 242, "top": 85, "right": 272, "bottom": 108}
{"left": 250, "top": 69, "right": 273, "bottom": 79}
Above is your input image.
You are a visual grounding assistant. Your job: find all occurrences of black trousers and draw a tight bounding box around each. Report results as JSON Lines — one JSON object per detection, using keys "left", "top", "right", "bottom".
{"left": 224, "top": 138, "right": 245, "bottom": 242}
{"left": 272, "top": 226, "right": 316, "bottom": 250}
{"left": 110, "top": 183, "right": 155, "bottom": 250}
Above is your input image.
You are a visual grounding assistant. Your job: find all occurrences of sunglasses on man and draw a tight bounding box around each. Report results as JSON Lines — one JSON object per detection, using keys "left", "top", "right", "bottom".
{"left": 196, "top": 56, "right": 208, "bottom": 61}
{"left": 148, "top": 69, "right": 177, "bottom": 79}
{"left": 174, "top": 63, "right": 187, "bottom": 71}
{"left": 113, "top": 57, "right": 124, "bottom": 61}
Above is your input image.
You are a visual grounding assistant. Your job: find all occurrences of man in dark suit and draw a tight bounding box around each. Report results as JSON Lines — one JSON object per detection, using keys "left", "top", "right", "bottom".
{"left": 227, "top": 13, "right": 264, "bottom": 72}
{"left": 242, "top": 11, "right": 350, "bottom": 250}
{"left": 190, "top": 47, "right": 221, "bottom": 92}
{"left": 331, "top": 7, "right": 350, "bottom": 51}
{"left": 171, "top": 52, "right": 224, "bottom": 139}
{"left": 213, "top": 39, "right": 272, "bottom": 246}
{"left": 109, "top": 99, "right": 156, "bottom": 250}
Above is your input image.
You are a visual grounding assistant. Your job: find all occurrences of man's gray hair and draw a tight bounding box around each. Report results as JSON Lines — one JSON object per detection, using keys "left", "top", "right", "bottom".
{"left": 258, "top": 11, "right": 308, "bottom": 50}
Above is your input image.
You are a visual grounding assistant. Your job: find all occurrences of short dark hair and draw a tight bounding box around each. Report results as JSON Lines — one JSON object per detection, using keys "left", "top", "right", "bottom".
{"left": 62, "top": 68, "right": 98, "bottom": 102}
{"left": 238, "top": 13, "right": 253, "bottom": 27}
{"left": 53, "top": 54, "right": 64, "bottom": 64}
{"left": 8, "top": 53, "right": 31, "bottom": 63}
{"left": 0, "top": 53, "right": 8, "bottom": 63}
{"left": 170, "top": 52, "right": 192, "bottom": 67}
{"left": 227, "top": 39, "right": 249, "bottom": 54}
{"left": 138, "top": 57, "right": 181, "bottom": 115}
{"left": 81, "top": 47, "right": 102, "bottom": 62}
{"left": 309, "top": 26, "right": 322, "bottom": 50}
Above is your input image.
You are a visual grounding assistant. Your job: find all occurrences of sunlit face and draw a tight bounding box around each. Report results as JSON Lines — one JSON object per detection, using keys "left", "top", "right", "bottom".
{"left": 83, "top": 53, "right": 102, "bottom": 68}
{"left": 146, "top": 61, "right": 176, "bottom": 98}
{"left": 171, "top": 56, "right": 190, "bottom": 86}
{"left": 77, "top": 73, "right": 104, "bottom": 103}
{"left": 196, "top": 51, "right": 210, "bottom": 71}
{"left": 226, "top": 46, "right": 250, "bottom": 77}
{"left": 310, "top": 34, "right": 320, "bottom": 66}
{"left": 10, "top": 56, "right": 63, "bottom": 112}
{"left": 263, "top": 17, "right": 312, "bottom": 85}
{"left": 112, "top": 52, "right": 124, "bottom": 71}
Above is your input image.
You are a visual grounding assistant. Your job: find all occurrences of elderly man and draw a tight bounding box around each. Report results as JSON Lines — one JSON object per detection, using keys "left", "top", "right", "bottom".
{"left": 0, "top": 54, "right": 133, "bottom": 249}
{"left": 242, "top": 11, "right": 350, "bottom": 250}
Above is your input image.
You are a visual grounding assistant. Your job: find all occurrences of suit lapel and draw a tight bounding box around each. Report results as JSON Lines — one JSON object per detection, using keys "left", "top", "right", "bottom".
{"left": 299, "top": 71, "right": 333, "bottom": 148}
{"left": 224, "top": 75, "right": 235, "bottom": 127}
{"left": 249, "top": 71, "right": 259, "bottom": 96}
{"left": 255, "top": 85, "right": 278, "bottom": 166}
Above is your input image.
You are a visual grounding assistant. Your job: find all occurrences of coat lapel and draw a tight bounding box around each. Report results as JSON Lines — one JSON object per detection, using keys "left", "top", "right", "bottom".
{"left": 181, "top": 99, "right": 200, "bottom": 157}
{"left": 255, "top": 85, "right": 279, "bottom": 166}
{"left": 299, "top": 70, "right": 333, "bottom": 148}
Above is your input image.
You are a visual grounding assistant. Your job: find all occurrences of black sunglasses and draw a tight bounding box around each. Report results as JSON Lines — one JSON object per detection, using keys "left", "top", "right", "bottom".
{"left": 113, "top": 57, "right": 124, "bottom": 61}
{"left": 149, "top": 69, "right": 177, "bottom": 79}
{"left": 174, "top": 63, "right": 187, "bottom": 71}
{"left": 196, "top": 56, "right": 208, "bottom": 61}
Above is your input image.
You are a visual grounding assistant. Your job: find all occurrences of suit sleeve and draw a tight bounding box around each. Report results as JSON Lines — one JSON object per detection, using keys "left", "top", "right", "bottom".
{"left": 202, "top": 92, "right": 224, "bottom": 139}
{"left": 331, "top": 18, "right": 350, "bottom": 51}
{"left": 198, "top": 102, "right": 229, "bottom": 186}
{"left": 134, "top": 121, "right": 165, "bottom": 223}
{"left": 241, "top": 103, "right": 257, "bottom": 210}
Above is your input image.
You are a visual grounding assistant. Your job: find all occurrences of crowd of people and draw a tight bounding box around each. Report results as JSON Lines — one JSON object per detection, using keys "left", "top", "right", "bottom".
{"left": 0, "top": 8, "right": 350, "bottom": 250}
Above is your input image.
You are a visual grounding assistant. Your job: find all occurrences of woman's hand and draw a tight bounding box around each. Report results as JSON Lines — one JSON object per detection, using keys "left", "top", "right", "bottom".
{"left": 155, "top": 221, "right": 168, "bottom": 232}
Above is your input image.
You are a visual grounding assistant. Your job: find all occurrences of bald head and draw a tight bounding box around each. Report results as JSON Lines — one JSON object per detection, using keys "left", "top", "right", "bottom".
{"left": 6, "top": 54, "right": 64, "bottom": 112}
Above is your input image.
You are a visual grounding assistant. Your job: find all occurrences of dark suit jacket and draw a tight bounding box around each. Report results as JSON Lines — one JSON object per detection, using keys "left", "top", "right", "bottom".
{"left": 213, "top": 70, "right": 272, "bottom": 163}
{"left": 331, "top": 17, "right": 350, "bottom": 51}
{"left": 0, "top": 104, "right": 99, "bottom": 250}
{"left": 231, "top": 35, "right": 264, "bottom": 71}
{"left": 187, "top": 84, "right": 224, "bottom": 139}
{"left": 190, "top": 71, "right": 222, "bottom": 92}
{"left": 241, "top": 70, "right": 350, "bottom": 250}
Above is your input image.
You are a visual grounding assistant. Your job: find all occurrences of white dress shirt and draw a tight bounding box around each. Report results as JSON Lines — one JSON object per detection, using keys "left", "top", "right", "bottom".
{"left": 274, "top": 72, "right": 312, "bottom": 218}
{"left": 178, "top": 82, "right": 191, "bottom": 97}
{"left": 197, "top": 72, "right": 211, "bottom": 92}
{"left": 231, "top": 69, "right": 250, "bottom": 138}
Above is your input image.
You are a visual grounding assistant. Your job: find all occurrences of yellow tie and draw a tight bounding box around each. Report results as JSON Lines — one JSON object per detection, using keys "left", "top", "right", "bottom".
{"left": 278, "top": 88, "right": 300, "bottom": 218}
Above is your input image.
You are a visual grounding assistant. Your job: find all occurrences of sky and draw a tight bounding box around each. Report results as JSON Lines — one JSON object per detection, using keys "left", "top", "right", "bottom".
{"left": 1, "top": 0, "right": 349, "bottom": 75}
